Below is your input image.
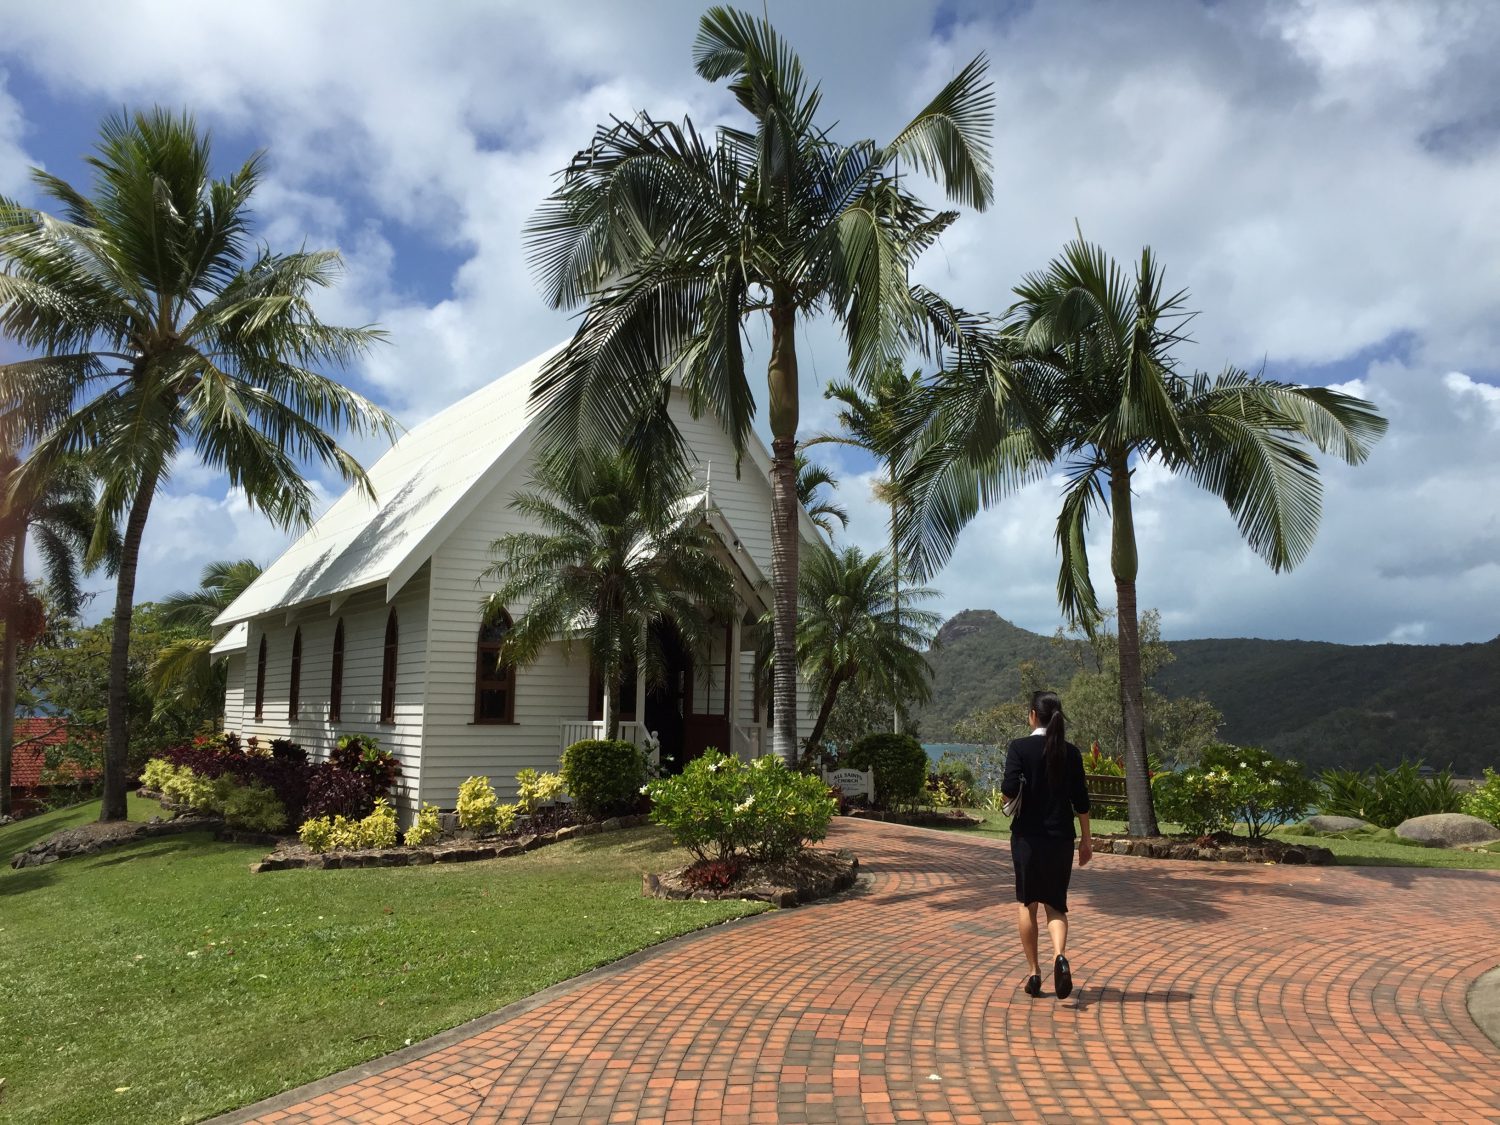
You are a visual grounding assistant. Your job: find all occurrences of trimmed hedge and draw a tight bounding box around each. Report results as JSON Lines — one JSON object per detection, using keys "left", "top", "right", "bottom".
{"left": 560, "top": 739, "right": 645, "bottom": 820}
{"left": 843, "top": 733, "right": 928, "bottom": 809}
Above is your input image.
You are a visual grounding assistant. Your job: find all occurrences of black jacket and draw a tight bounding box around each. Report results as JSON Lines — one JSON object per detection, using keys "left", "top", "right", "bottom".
{"left": 1002, "top": 735, "right": 1090, "bottom": 839}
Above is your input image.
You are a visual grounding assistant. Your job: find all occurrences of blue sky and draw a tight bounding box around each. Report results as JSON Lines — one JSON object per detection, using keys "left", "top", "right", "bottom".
{"left": 2, "top": 0, "right": 1498, "bottom": 646}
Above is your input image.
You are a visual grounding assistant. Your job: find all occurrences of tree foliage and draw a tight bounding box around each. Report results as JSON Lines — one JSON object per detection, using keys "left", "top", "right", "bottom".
{"left": 0, "top": 108, "right": 394, "bottom": 819}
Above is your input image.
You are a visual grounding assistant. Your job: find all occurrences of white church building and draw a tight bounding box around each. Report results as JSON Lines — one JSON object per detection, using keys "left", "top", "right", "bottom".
{"left": 211, "top": 347, "right": 819, "bottom": 819}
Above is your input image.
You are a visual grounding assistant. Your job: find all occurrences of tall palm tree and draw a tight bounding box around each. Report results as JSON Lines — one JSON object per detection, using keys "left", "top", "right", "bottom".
{"left": 795, "top": 544, "right": 939, "bottom": 748}
{"left": 906, "top": 236, "right": 1388, "bottom": 835}
{"left": 806, "top": 363, "right": 930, "bottom": 731}
{"left": 523, "top": 6, "right": 995, "bottom": 763}
{"left": 0, "top": 453, "right": 112, "bottom": 816}
{"left": 794, "top": 453, "right": 847, "bottom": 538}
{"left": 0, "top": 108, "right": 395, "bottom": 820}
{"left": 146, "top": 559, "right": 263, "bottom": 721}
{"left": 481, "top": 454, "right": 734, "bottom": 739}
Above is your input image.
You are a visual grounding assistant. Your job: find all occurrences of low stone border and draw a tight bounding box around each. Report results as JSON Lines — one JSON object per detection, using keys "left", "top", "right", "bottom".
{"left": 10, "top": 812, "right": 225, "bottom": 868}
{"left": 846, "top": 808, "right": 984, "bottom": 828}
{"left": 1095, "top": 835, "right": 1334, "bottom": 865}
{"left": 642, "top": 849, "right": 859, "bottom": 908}
{"left": 251, "top": 813, "right": 652, "bottom": 872}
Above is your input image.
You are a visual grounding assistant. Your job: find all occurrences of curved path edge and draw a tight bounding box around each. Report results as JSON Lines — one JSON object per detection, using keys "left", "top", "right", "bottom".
{"left": 200, "top": 902, "right": 799, "bottom": 1125}
{"left": 1468, "top": 965, "right": 1500, "bottom": 1051}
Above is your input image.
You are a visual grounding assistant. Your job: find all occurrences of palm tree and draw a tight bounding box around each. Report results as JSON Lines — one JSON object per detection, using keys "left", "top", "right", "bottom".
{"left": 796, "top": 544, "right": 939, "bottom": 748}
{"left": 0, "top": 453, "right": 113, "bottom": 816}
{"left": 0, "top": 108, "right": 395, "bottom": 820}
{"left": 523, "top": 6, "right": 995, "bottom": 763}
{"left": 906, "top": 236, "right": 1388, "bottom": 835}
{"left": 146, "top": 559, "right": 263, "bottom": 721}
{"left": 794, "top": 453, "right": 847, "bottom": 538}
{"left": 806, "top": 364, "right": 931, "bottom": 731}
{"left": 481, "top": 454, "right": 734, "bottom": 739}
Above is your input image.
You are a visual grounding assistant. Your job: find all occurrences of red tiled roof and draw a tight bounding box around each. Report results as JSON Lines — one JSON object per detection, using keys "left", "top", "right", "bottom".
{"left": 10, "top": 718, "right": 101, "bottom": 789}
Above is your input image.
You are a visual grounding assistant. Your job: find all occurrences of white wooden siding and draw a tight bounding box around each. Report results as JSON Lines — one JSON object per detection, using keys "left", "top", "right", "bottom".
{"left": 222, "top": 654, "right": 245, "bottom": 732}
{"left": 424, "top": 469, "right": 589, "bottom": 807}
{"left": 232, "top": 573, "right": 430, "bottom": 816}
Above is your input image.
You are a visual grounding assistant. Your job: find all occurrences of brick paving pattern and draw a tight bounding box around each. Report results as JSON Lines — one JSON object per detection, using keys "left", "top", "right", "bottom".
{"left": 235, "top": 819, "right": 1500, "bottom": 1124}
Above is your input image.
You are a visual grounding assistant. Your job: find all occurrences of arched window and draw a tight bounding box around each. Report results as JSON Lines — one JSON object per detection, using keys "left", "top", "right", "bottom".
{"left": 474, "top": 611, "right": 517, "bottom": 724}
{"left": 253, "top": 635, "right": 268, "bottom": 722}
{"left": 329, "top": 619, "right": 345, "bottom": 722}
{"left": 379, "top": 610, "right": 398, "bottom": 723}
{"left": 288, "top": 628, "right": 303, "bottom": 721}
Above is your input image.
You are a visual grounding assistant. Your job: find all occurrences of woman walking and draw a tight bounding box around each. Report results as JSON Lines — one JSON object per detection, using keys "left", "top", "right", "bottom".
{"left": 1001, "top": 690, "right": 1092, "bottom": 999}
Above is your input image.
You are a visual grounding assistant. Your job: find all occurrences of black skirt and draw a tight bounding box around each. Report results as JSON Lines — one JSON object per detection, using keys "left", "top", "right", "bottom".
{"left": 1012, "top": 834, "right": 1075, "bottom": 912}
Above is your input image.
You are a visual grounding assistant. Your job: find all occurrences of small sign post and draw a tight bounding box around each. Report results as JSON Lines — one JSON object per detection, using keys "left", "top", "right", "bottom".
{"left": 824, "top": 766, "right": 874, "bottom": 802}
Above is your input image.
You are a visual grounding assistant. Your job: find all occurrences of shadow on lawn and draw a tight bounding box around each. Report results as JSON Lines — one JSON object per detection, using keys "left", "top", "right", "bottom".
{"left": 0, "top": 864, "right": 56, "bottom": 896}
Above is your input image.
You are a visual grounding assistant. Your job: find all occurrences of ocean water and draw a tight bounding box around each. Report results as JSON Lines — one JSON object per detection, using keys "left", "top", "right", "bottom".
{"left": 923, "top": 742, "right": 992, "bottom": 763}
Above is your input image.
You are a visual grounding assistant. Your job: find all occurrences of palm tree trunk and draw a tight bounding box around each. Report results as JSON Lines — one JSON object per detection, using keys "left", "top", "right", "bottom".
{"left": 0, "top": 529, "right": 21, "bottom": 818}
{"left": 889, "top": 498, "right": 901, "bottom": 735}
{"left": 602, "top": 667, "right": 617, "bottom": 740}
{"left": 1109, "top": 456, "right": 1158, "bottom": 837}
{"left": 767, "top": 302, "right": 800, "bottom": 766}
{"left": 807, "top": 667, "right": 850, "bottom": 748}
{"left": 101, "top": 469, "right": 158, "bottom": 822}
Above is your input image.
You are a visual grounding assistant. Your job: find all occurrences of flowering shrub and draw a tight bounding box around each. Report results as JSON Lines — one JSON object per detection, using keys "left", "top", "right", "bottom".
{"left": 560, "top": 739, "right": 646, "bottom": 820}
{"left": 515, "top": 768, "right": 567, "bottom": 815}
{"left": 1153, "top": 745, "right": 1315, "bottom": 840}
{"left": 328, "top": 815, "right": 364, "bottom": 850}
{"left": 1462, "top": 769, "right": 1500, "bottom": 828}
{"left": 457, "top": 775, "right": 499, "bottom": 832}
{"left": 405, "top": 803, "right": 443, "bottom": 846}
{"left": 145, "top": 756, "right": 288, "bottom": 831}
{"left": 646, "top": 751, "right": 837, "bottom": 862}
{"left": 1082, "top": 743, "right": 1125, "bottom": 776}
{"left": 493, "top": 802, "right": 519, "bottom": 834}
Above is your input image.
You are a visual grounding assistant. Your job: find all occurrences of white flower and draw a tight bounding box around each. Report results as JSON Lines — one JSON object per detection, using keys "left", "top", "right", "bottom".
{"left": 707, "top": 760, "right": 723, "bottom": 772}
{"left": 639, "top": 785, "right": 650, "bottom": 795}
{"left": 735, "top": 796, "right": 755, "bottom": 812}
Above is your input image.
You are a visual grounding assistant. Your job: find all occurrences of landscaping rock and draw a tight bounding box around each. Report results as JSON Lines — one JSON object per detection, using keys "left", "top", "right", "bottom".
{"left": 11, "top": 814, "right": 227, "bottom": 868}
{"left": 551, "top": 825, "right": 579, "bottom": 841}
{"left": 408, "top": 850, "right": 436, "bottom": 865}
{"left": 1395, "top": 814, "right": 1500, "bottom": 848}
{"left": 1304, "top": 815, "right": 1372, "bottom": 834}
{"left": 644, "top": 849, "right": 859, "bottom": 907}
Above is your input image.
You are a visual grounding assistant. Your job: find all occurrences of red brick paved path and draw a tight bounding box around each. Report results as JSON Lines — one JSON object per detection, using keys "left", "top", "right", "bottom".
{"left": 231, "top": 820, "right": 1500, "bottom": 1124}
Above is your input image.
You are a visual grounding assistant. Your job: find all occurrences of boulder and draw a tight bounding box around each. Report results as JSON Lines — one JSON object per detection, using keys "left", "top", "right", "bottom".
{"left": 1303, "top": 815, "right": 1372, "bottom": 834}
{"left": 1395, "top": 814, "right": 1500, "bottom": 848}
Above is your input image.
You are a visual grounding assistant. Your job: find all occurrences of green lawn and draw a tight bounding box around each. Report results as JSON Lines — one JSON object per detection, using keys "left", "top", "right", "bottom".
{"left": 0, "top": 800, "right": 765, "bottom": 1125}
{"left": 947, "top": 809, "right": 1500, "bottom": 871}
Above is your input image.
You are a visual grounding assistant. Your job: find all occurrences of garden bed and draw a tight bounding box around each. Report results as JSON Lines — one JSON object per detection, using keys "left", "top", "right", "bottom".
{"left": 642, "top": 847, "right": 859, "bottom": 907}
{"left": 11, "top": 810, "right": 227, "bottom": 868}
{"left": 1094, "top": 833, "right": 1333, "bottom": 865}
{"left": 846, "top": 806, "right": 984, "bottom": 828}
{"left": 252, "top": 812, "right": 650, "bottom": 872}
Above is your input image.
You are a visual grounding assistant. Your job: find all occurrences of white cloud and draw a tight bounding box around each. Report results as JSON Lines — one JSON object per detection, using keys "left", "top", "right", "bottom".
{"left": 4, "top": 0, "right": 1499, "bottom": 644}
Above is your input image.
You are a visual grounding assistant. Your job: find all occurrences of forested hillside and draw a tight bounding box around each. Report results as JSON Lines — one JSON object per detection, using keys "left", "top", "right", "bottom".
{"left": 917, "top": 611, "right": 1500, "bottom": 775}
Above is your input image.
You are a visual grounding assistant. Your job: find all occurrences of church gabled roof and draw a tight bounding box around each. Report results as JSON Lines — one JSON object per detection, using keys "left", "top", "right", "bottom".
{"left": 214, "top": 345, "right": 818, "bottom": 630}
{"left": 214, "top": 346, "right": 557, "bottom": 627}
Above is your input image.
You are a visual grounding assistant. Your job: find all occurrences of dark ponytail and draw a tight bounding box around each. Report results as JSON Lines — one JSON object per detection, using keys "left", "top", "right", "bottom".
{"left": 1032, "top": 690, "right": 1066, "bottom": 787}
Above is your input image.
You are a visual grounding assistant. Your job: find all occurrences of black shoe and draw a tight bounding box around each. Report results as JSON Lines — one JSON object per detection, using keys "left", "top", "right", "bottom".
{"left": 1054, "top": 956, "right": 1073, "bottom": 1000}
{"left": 1023, "top": 973, "right": 1042, "bottom": 997}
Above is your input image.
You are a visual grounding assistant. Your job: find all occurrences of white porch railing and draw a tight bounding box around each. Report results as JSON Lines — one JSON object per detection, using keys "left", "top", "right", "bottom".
{"left": 730, "top": 723, "right": 763, "bottom": 762}
{"left": 559, "top": 720, "right": 658, "bottom": 766}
